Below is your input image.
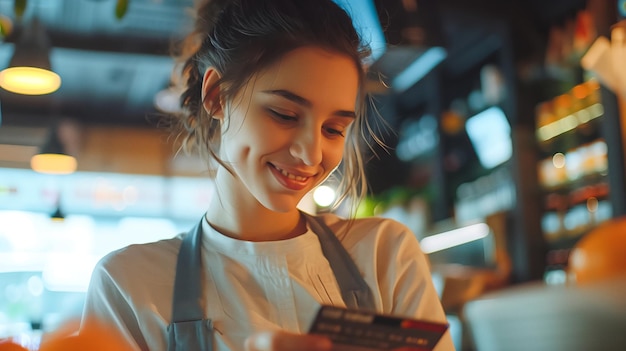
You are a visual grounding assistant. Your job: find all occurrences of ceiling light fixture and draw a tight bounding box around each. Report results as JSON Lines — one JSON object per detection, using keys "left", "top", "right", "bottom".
{"left": 420, "top": 223, "right": 490, "bottom": 254}
{"left": 154, "top": 86, "right": 183, "bottom": 114}
{"left": 155, "top": 62, "right": 184, "bottom": 113}
{"left": 0, "top": 17, "right": 61, "bottom": 95}
{"left": 51, "top": 204, "right": 65, "bottom": 221}
{"left": 30, "top": 124, "right": 77, "bottom": 175}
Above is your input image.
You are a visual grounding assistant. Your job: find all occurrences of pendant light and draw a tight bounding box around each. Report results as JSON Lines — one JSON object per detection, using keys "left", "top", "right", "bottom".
{"left": 0, "top": 17, "right": 61, "bottom": 95}
{"left": 30, "top": 123, "right": 77, "bottom": 175}
{"left": 49, "top": 190, "right": 66, "bottom": 221}
{"left": 50, "top": 203, "right": 65, "bottom": 221}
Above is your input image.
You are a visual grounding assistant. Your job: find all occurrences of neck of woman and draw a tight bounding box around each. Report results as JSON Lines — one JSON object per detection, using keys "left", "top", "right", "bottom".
{"left": 204, "top": 205, "right": 308, "bottom": 242}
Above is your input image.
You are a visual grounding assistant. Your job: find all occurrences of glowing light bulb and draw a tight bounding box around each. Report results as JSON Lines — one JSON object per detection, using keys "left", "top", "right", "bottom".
{"left": 0, "top": 66, "right": 61, "bottom": 95}
{"left": 313, "top": 185, "right": 336, "bottom": 207}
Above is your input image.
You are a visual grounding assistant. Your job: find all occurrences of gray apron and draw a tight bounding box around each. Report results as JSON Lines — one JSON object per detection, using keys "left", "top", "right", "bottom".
{"left": 167, "top": 212, "right": 375, "bottom": 351}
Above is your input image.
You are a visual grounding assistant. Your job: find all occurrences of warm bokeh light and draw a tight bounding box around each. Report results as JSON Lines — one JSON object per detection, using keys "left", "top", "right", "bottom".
{"left": 0, "top": 66, "right": 61, "bottom": 95}
{"left": 536, "top": 103, "right": 604, "bottom": 141}
{"left": 552, "top": 152, "right": 566, "bottom": 168}
{"left": 30, "top": 154, "right": 77, "bottom": 175}
{"left": 313, "top": 185, "right": 336, "bottom": 207}
{"left": 587, "top": 197, "right": 599, "bottom": 212}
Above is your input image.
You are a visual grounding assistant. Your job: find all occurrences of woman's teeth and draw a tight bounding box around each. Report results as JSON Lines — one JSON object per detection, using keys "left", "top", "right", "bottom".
{"left": 276, "top": 167, "right": 307, "bottom": 181}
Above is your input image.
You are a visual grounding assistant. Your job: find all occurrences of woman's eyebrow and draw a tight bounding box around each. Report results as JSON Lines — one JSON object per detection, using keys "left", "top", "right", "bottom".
{"left": 262, "top": 89, "right": 356, "bottom": 118}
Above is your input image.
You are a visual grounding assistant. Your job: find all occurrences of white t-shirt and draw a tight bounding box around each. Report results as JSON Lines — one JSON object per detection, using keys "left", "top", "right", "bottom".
{"left": 82, "top": 213, "right": 455, "bottom": 351}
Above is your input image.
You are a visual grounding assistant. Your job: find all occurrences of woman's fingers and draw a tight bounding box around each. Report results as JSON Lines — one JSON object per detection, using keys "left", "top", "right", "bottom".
{"left": 245, "top": 331, "right": 332, "bottom": 351}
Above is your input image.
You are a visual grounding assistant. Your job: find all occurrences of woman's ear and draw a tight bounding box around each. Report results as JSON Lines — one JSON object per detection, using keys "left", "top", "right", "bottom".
{"left": 201, "top": 68, "right": 224, "bottom": 119}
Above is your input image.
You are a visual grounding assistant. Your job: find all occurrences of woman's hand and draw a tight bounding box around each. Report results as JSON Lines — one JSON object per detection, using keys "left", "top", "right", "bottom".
{"left": 244, "top": 331, "right": 332, "bottom": 351}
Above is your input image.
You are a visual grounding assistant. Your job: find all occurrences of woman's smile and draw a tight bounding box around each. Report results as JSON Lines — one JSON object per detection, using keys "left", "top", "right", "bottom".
{"left": 269, "top": 163, "right": 316, "bottom": 191}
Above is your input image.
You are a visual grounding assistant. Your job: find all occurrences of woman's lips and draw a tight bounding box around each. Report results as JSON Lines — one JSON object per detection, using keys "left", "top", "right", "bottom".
{"left": 270, "top": 164, "right": 312, "bottom": 191}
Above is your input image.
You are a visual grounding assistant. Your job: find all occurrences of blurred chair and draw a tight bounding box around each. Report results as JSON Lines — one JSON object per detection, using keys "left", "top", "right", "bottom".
{"left": 464, "top": 214, "right": 626, "bottom": 351}
{"left": 463, "top": 275, "right": 626, "bottom": 351}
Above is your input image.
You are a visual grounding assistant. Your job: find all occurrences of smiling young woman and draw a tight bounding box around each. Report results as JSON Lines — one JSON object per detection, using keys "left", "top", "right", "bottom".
{"left": 203, "top": 47, "right": 359, "bottom": 240}
{"left": 80, "top": 1, "right": 455, "bottom": 350}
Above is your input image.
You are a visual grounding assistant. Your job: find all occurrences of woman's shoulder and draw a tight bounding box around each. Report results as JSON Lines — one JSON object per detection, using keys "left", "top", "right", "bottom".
{"left": 312, "top": 213, "right": 426, "bottom": 271}
{"left": 314, "top": 212, "right": 417, "bottom": 247}
{"left": 85, "top": 235, "right": 186, "bottom": 327}
{"left": 316, "top": 212, "right": 412, "bottom": 235}
{"left": 95, "top": 235, "right": 183, "bottom": 281}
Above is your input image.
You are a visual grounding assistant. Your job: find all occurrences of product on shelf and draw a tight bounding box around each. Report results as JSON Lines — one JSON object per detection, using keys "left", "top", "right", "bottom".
{"left": 535, "top": 79, "right": 613, "bottom": 281}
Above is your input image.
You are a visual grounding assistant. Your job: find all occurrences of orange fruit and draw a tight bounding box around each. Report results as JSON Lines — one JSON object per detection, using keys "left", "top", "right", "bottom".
{"left": 569, "top": 217, "right": 626, "bottom": 284}
{"left": 0, "top": 340, "right": 29, "bottom": 351}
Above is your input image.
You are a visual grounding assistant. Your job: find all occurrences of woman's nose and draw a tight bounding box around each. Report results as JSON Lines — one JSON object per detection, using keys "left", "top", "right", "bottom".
{"left": 290, "top": 130, "right": 323, "bottom": 166}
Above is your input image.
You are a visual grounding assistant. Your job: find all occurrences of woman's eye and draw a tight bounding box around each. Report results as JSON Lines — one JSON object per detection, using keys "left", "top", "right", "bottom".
{"left": 269, "top": 109, "right": 297, "bottom": 122}
{"left": 325, "top": 127, "right": 345, "bottom": 137}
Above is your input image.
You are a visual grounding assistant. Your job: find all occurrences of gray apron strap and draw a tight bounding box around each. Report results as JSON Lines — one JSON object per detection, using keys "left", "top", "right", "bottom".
{"left": 167, "top": 213, "right": 375, "bottom": 350}
{"left": 301, "top": 212, "right": 376, "bottom": 311}
{"left": 167, "top": 220, "right": 213, "bottom": 351}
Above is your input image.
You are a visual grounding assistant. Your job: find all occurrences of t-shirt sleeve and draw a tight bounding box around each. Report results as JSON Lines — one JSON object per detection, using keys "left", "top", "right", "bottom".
{"left": 391, "top": 227, "right": 456, "bottom": 351}
{"left": 80, "top": 253, "right": 147, "bottom": 351}
{"left": 365, "top": 218, "right": 456, "bottom": 351}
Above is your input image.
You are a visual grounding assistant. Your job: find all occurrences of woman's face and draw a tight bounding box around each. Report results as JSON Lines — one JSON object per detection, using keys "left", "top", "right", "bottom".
{"left": 216, "top": 46, "right": 359, "bottom": 213}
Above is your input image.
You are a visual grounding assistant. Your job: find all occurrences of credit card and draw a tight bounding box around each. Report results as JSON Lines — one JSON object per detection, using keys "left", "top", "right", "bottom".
{"left": 308, "top": 305, "right": 449, "bottom": 351}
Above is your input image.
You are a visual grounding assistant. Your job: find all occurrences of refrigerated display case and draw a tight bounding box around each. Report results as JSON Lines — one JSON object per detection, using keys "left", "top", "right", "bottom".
{"left": 535, "top": 79, "right": 619, "bottom": 279}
